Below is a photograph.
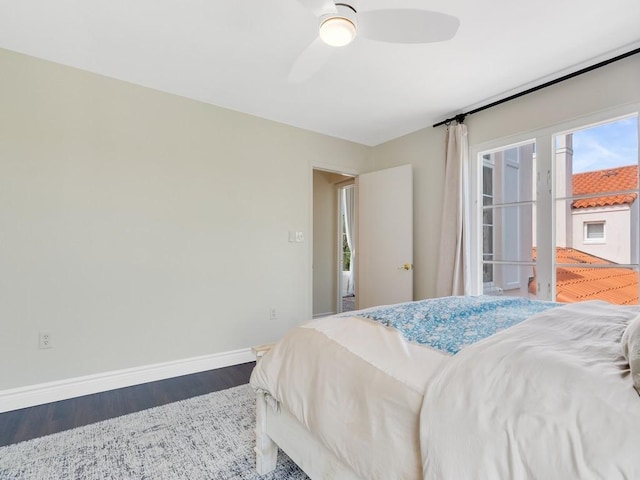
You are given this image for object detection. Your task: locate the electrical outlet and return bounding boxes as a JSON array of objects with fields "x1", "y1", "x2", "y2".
[
  {"x1": 269, "y1": 308, "x2": 277, "y2": 321},
  {"x1": 39, "y1": 331, "x2": 53, "y2": 349}
]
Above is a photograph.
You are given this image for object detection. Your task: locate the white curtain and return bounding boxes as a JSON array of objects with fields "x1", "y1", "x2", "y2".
[
  {"x1": 436, "y1": 123, "x2": 470, "y2": 296},
  {"x1": 343, "y1": 186, "x2": 355, "y2": 296}
]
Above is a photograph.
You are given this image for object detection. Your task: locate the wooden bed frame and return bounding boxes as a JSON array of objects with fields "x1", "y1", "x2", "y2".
[{"x1": 254, "y1": 390, "x2": 362, "y2": 479}]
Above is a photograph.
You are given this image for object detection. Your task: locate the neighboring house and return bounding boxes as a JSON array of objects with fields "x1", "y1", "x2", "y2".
[
  {"x1": 533, "y1": 163, "x2": 639, "y2": 305},
  {"x1": 552, "y1": 164, "x2": 639, "y2": 305},
  {"x1": 571, "y1": 165, "x2": 639, "y2": 265}
]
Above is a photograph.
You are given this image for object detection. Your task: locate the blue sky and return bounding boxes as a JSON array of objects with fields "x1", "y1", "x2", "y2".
[{"x1": 570, "y1": 116, "x2": 638, "y2": 173}]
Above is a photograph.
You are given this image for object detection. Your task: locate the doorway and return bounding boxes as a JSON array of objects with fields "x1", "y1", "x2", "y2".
[
  {"x1": 312, "y1": 169, "x2": 355, "y2": 317},
  {"x1": 311, "y1": 164, "x2": 413, "y2": 317}
]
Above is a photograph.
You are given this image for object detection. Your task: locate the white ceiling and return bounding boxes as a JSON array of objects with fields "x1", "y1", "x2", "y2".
[{"x1": 0, "y1": 0, "x2": 638, "y2": 146}]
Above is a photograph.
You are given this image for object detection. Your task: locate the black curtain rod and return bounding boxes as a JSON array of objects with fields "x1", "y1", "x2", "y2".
[{"x1": 432, "y1": 47, "x2": 640, "y2": 128}]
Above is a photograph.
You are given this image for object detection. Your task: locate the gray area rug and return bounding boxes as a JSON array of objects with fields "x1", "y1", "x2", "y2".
[{"x1": 0, "y1": 384, "x2": 309, "y2": 479}]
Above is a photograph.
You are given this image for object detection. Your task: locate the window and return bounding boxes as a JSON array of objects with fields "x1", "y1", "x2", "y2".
[
  {"x1": 472, "y1": 111, "x2": 639, "y2": 305},
  {"x1": 584, "y1": 222, "x2": 605, "y2": 243}
]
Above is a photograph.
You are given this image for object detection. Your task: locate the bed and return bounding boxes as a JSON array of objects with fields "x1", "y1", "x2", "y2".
[{"x1": 249, "y1": 296, "x2": 640, "y2": 479}]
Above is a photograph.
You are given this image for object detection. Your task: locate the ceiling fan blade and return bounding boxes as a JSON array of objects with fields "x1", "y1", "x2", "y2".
[
  {"x1": 288, "y1": 37, "x2": 333, "y2": 83},
  {"x1": 358, "y1": 9, "x2": 460, "y2": 44},
  {"x1": 296, "y1": 0, "x2": 337, "y2": 17}
]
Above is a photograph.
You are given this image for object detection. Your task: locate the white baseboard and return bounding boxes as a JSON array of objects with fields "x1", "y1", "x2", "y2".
[{"x1": 0, "y1": 348, "x2": 255, "y2": 413}]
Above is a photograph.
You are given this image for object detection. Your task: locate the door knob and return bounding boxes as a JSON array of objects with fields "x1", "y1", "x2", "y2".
[{"x1": 398, "y1": 263, "x2": 413, "y2": 271}]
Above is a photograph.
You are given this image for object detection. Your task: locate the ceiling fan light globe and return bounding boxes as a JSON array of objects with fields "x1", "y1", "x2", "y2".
[{"x1": 319, "y1": 17, "x2": 356, "y2": 47}]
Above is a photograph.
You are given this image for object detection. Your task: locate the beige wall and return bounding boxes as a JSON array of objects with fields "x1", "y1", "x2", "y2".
[
  {"x1": 0, "y1": 48, "x2": 369, "y2": 390},
  {"x1": 370, "y1": 54, "x2": 640, "y2": 300},
  {"x1": 572, "y1": 206, "x2": 632, "y2": 264},
  {"x1": 466, "y1": 55, "x2": 640, "y2": 147}
]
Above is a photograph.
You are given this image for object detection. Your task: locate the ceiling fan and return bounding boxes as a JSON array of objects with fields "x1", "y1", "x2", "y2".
[{"x1": 290, "y1": 0, "x2": 460, "y2": 82}]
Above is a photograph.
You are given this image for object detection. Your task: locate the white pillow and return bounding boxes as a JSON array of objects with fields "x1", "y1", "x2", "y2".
[{"x1": 622, "y1": 313, "x2": 640, "y2": 395}]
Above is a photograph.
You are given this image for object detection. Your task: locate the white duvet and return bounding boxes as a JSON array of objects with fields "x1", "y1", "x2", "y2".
[{"x1": 421, "y1": 301, "x2": 640, "y2": 479}]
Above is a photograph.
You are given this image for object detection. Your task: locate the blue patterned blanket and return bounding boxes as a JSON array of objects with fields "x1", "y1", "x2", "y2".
[{"x1": 351, "y1": 296, "x2": 560, "y2": 355}]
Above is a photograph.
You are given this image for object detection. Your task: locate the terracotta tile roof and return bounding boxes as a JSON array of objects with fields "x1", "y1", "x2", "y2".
[
  {"x1": 572, "y1": 165, "x2": 638, "y2": 209},
  {"x1": 530, "y1": 247, "x2": 638, "y2": 305}
]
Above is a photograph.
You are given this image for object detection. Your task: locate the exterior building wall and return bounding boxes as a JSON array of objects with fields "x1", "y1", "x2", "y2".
[
  {"x1": 572, "y1": 205, "x2": 631, "y2": 264},
  {"x1": 555, "y1": 135, "x2": 573, "y2": 248}
]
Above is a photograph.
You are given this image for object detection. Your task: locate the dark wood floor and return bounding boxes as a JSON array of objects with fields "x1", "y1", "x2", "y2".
[{"x1": 0, "y1": 361, "x2": 256, "y2": 448}]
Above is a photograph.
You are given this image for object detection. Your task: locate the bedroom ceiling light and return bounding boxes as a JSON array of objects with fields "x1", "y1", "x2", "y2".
[{"x1": 319, "y1": 4, "x2": 357, "y2": 47}]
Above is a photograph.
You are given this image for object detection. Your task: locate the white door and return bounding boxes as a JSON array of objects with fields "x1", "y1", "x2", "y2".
[{"x1": 356, "y1": 164, "x2": 413, "y2": 309}]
